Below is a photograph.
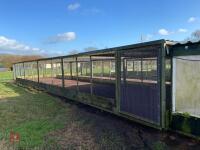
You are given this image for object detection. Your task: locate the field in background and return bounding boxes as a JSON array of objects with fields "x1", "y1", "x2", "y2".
[{"x1": 0, "y1": 71, "x2": 13, "y2": 81}]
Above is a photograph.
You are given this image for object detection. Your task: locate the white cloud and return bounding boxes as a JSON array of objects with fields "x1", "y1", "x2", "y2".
[
  {"x1": 46, "y1": 32, "x2": 76, "y2": 44},
  {"x1": 0, "y1": 36, "x2": 42, "y2": 54},
  {"x1": 0, "y1": 36, "x2": 67, "y2": 56},
  {"x1": 67, "y1": 3, "x2": 80, "y2": 11},
  {"x1": 158, "y1": 29, "x2": 171, "y2": 36},
  {"x1": 188, "y1": 17, "x2": 197, "y2": 23},
  {"x1": 178, "y1": 28, "x2": 188, "y2": 33}
]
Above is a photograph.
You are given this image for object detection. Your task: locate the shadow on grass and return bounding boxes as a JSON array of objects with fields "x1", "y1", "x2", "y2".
[{"x1": 45, "y1": 95, "x2": 200, "y2": 150}]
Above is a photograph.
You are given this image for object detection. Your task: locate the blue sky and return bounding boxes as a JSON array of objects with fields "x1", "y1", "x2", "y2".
[{"x1": 0, "y1": 0, "x2": 200, "y2": 56}]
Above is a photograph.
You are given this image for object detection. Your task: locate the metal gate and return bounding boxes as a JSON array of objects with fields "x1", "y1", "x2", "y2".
[{"x1": 120, "y1": 47, "x2": 161, "y2": 125}]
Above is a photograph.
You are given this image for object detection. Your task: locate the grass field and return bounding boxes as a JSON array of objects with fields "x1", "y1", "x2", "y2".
[
  {"x1": 0, "y1": 71, "x2": 12, "y2": 81},
  {"x1": 0, "y1": 71, "x2": 200, "y2": 149},
  {"x1": 0, "y1": 71, "x2": 70, "y2": 149}
]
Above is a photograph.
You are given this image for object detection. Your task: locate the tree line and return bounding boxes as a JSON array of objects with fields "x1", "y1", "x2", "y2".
[{"x1": 0, "y1": 54, "x2": 42, "y2": 70}]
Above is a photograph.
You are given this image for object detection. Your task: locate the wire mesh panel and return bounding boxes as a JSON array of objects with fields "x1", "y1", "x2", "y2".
[
  {"x1": 173, "y1": 56, "x2": 200, "y2": 117},
  {"x1": 38, "y1": 60, "x2": 53, "y2": 85},
  {"x1": 38, "y1": 61, "x2": 45, "y2": 80},
  {"x1": 15, "y1": 63, "x2": 24, "y2": 79},
  {"x1": 31, "y1": 61, "x2": 38, "y2": 82},
  {"x1": 51, "y1": 59, "x2": 62, "y2": 86},
  {"x1": 77, "y1": 57, "x2": 91, "y2": 94},
  {"x1": 91, "y1": 56, "x2": 116, "y2": 99},
  {"x1": 102, "y1": 60, "x2": 115, "y2": 78},
  {"x1": 63, "y1": 57, "x2": 77, "y2": 91},
  {"x1": 24, "y1": 62, "x2": 30, "y2": 80},
  {"x1": 23, "y1": 62, "x2": 38, "y2": 81},
  {"x1": 78, "y1": 61, "x2": 90, "y2": 77},
  {"x1": 120, "y1": 46, "x2": 160, "y2": 124}
]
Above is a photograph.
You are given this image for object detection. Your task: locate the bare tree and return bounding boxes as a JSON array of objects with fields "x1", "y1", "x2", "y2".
[
  {"x1": 0, "y1": 54, "x2": 42, "y2": 69},
  {"x1": 191, "y1": 30, "x2": 200, "y2": 41}
]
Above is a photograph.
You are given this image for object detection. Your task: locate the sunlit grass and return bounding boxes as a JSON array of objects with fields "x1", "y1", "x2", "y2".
[
  {"x1": 0, "y1": 83, "x2": 20, "y2": 99},
  {"x1": 0, "y1": 82, "x2": 69, "y2": 149},
  {"x1": 0, "y1": 71, "x2": 13, "y2": 82}
]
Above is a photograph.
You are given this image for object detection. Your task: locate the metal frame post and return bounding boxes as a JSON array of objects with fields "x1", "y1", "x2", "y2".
[
  {"x1": 101, "y1": 60, "x2": 103, "y2": 77},
  {"x1": 37, "y1": 61, "x2": 39, "y2": 83},
  {"x1": 70, "y1": 62, "x2": 72, "y2": 79},
  {"x1": 109, "y1": 60, "x2": 112, "y2": 79},
  {"x1": 23, "y1": 62, "x2": 25, "y2": 79},
  {"x1": 31, "y1": 63, "x2": 34, "y2": 80},
  {"x1": 159, "y1": 43, "x2": 166, "y2": 129},
  {"x1": 123, "y1": 58, "x2": 127, "y2": 84},
  {"x1": 76, "y1": 57, "x2": 79, "y2": 92},
  {"x1": 61, "y1": 58, "x2": 65, "y2": 88},
  {"x1": 115, "y1": 51, "x2": 121, "y2": 112},
  {"x1": 141, "y1": 58, "x2": 143, "y2": 82},
  {"x1": 90, "y1": 56, "x2": 93, "y2": 95},
  {"x1": 51, "y1": 59, "x2": 53, "y2": 84}
]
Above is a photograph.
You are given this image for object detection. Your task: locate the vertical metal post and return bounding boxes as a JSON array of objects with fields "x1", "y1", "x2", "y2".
[
  {"x1": 123, "y1": 58, "x2": 127, "y2": 83},
  {"x1": 37, "y1": 61, "x2": 39, "y2": 83},
  {"x1": 55, "y1": 62, "x2": 57, "y2": 76},
  {"x1": 31, "y1": 63, "x2": 34, "y2": 80},
  {"x1": 90, "y1": 56, "x2": 93, "y2": 95},
  {"x1": 61, "y1": 58, "x2": 65, "y2": 88},
  {"x1": 109, "y1": 60, "x2": 112, "y2": 79},
  {"x1": 70, "y1": 62, "x2": 72, "y2": 79},
  {"x1": 51, "y1": 59, "x2": 53, "y2": 84},
  {"x1": 86, "y1": 63, "x2": 88, "y2": 76},
  {"x1": 146, "y1": 60, "x2": 148, "y2": 79},
  {"x1": 18, "y1": 65, "x2": 20, "y2": 78},
  {"x1": 101, "y1": 61, "x2": 103, "y2": 77},
  {"x1": 159, "y1": 43, "x2": 166, "y2": 129},
  {"x1": 76, "y1": 57, "x2": 79, "y2": 92},
  {"x1": 80, "y1": 63, "x2": 83, "y2": 76},
  {"x1": 23, "y1": 62, "x2": 25, "y2": 79},
  {"x1": 115, "y1": 51, "x2": 121, "y2": 112},
  {"x1": 17, "y1": 65, "x2": 19, "y2": 78},
  {"x1": 127, "y1": 60, "x2": 129, "y2": 77},
  {"x1": 43, "y1": 62, "x2": 45, "y2": 78},
  {"x1": 141, "y1": 58, "x2": 143, "y2": 82}
]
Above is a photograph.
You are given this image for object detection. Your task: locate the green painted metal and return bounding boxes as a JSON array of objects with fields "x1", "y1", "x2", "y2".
[
  {"x1": 23, "y1": 62, "x2": 25, "y2": 79},
  {"x1": 90, "y1": 56, "x2": 93, "y2": 95},
  {"x1": 171, "y1": 42, "x2": 200, "y2": 56},
  {"x1": 75, "y1": 57, "x2": 79, "y2": 92},
  {"x1": 61, "y1": 58, "x2": 65, "y2": 87},
  {"x1": 160, "y1": 42, "x2": 167, "y2": 129},
  {"x1": 13, "y1": 39, "x2": 167, "y2": 65},
  {"x1": 70, "y1": 62, "x2": 72, "y2": 79},
  {"x1": 37, "y1": 61, "x2": 39, "y2": 83},
  {"x1": 13, "y1": 39, "x2": 200, "y2": 138},
  {"x1": 115, "y1": 51, "x2": 121, "y2": 112},
  {"x1": 171, "y1": 113, "x2": 200, "y2": 138},
  {"x1": 15, "y1": 77, "x2": 162, "y2": 129}
]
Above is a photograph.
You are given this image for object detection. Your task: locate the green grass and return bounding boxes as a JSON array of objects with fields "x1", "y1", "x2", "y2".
[
  {"x1": 0, "y1": 71, "x2": 13, "y2": 81},
  {"x1": 0, "y1": 81, "x2": 69, "y2": 149}
]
